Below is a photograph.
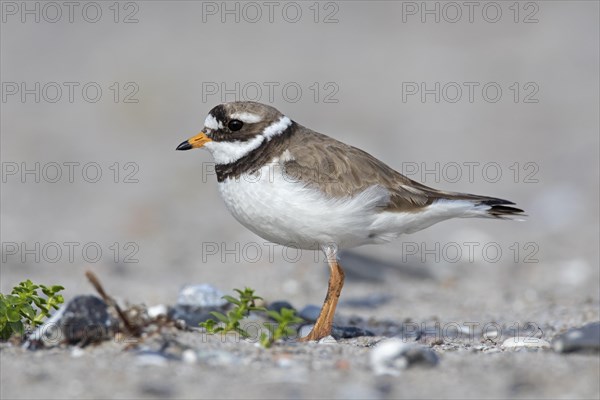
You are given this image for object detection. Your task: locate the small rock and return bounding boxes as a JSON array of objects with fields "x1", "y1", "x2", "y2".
[
  {"x1": 182, "y1": 349, "x2": 198, "y2": 364},
  {"x1": 331, "y1": 326, "x2": 375, "y2": 339},
  {"x1": 501, "y1": 337, "x2": 551, "y2": 350},
  {"x1": 147, "y1": 304, "x2": 169, "y2": 319},
  {"x1": 370, "y1": 339, "x2": 439, "y2": 376},
  {"x1": 176, "y1": 284, "x2": 228, "y2": 308},
  {"x1": 70, "y1": 347, "x2": 86, "y2": 358},
  {"x1": 552, "y1": 322, "x2": 600, "y2": 353},
  {"x1": 298, "y1": 324, "x2": 314, "y2": 338},
  {"x1": 170, "y1": 284, "x2": 229, "y2": 327},
  {"x1": 25, "y1": 295, "x2": 118, "y2": 349},
  {"x1": 318, "y1": 335, "x2": 337, "y2": 344},
  {"x1": 299, "y1": 305, "x2": 321, "y2": 322}
]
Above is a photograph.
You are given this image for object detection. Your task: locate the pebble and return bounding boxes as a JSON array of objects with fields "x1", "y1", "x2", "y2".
[
  {"x1": 182, "y1": 349, "x2": 198, "y2": 364},
  {"x1": 176, "y1": 284, "x2": 228, "y2": 308},
  {"x1": 25, "y1": 295, "x2": 118, "y2": 349},
  {"x1": 170, "y1": 284, "x2": 230, "y2": 327},
  {"x1": 370, "y1": 339, "x2": 439, "y2": 376},
  {"x1": 299, "y1": 305, "x2": 321, "y2": 322},
  {"x1": 147, "y1": 304, "x2": 169, "y2": 319},
  {"x1": 298, "y1": 324, "x2": 314, "y2": 338},
  {"x1": 331, "y1": 326, "x2": 375, "y2": 339},
  {"x1": 501, "y1": 337, "x2": 551, "y2": 350},
  {"x1": 552, "y1": 322, "x2": 600, "y2": 353},
  {"x1": 318, "y1": 335, "x2": 337, "y2": 345},
  {"x1": 70, "y1": 347, "x2": 86, "y2": 358}
]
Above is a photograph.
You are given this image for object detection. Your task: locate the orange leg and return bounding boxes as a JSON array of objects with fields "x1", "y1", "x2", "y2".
[{"x1": 299, "y1": 247, "x2": 345, "y2": 341}]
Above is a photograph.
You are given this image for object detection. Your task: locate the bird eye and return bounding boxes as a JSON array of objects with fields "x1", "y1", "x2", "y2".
[{"x1": 228, "y1": 119, "x2": 243, "y2": 131}]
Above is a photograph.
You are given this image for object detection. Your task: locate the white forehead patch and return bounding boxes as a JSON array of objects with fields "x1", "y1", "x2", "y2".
[
  {"x1": 230, "y1": 112, "x2": 262, "y2": 124},
  {"x1": 204, "y1": 114, "x2": 223, "y2": 131},
  {"x1": 263, "y1": 116, "x2": 292, "y2": 140}
]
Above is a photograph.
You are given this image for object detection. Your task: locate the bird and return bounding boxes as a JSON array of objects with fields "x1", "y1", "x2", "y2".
[{"x1": 176, "y1": 101, "x2": 524, "y2": 341}]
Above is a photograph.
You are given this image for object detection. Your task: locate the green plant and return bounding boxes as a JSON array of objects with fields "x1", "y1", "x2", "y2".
[
  {"x1": 200, "y1": 288, "x2": 266, "y2": 337},
  {"x1": 200, "y1": 287, "x2": 303, "y2": 347},
  {"x1": 0, "y1": 280, "x2": 65, "y2": 340},
  {"x1": 260, "y1": 307, "x2": 304, "y2": 348}
]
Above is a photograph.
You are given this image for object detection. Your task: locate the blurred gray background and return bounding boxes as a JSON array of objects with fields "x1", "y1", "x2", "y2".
[{"x1": 1, "y1": 1, "x2": 598, "y2": 328}]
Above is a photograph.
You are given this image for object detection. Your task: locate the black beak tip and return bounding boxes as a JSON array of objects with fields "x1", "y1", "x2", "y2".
[{"x1": 176, "y1": 141, "x2": 193, "y2": 151}]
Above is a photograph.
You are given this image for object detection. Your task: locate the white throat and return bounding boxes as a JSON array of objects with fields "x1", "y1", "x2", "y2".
[{"x1": 204, "y1": 116, "x2": 292, "y2": 165}]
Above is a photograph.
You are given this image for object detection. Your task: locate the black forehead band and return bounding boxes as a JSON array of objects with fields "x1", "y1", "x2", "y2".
[{"x1": 209, "y1": 104, "x2": 227, "y2": 123}]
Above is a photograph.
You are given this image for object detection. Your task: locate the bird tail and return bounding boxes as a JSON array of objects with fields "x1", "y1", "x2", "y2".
[
  {"x1": 473, "y1": 198, "x2": 526, "y2": 220},
  {"x1": 440, "y1": 193, "x2": 526, "y2": 220}
]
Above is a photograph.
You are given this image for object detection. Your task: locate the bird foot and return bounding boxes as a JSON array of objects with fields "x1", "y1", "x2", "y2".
[{"x1": 297, "y1": 324, "x2": 332, "y2": 342}]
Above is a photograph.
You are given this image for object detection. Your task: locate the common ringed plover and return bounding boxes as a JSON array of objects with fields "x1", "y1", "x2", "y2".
[{"x1": 177, "y1": 101, "x2": 524, "y2": 341}]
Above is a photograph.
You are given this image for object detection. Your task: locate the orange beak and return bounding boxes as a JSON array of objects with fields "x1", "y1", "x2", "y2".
[{"x1": 176, "y1": 132, "x2": 212, "y2": 151}]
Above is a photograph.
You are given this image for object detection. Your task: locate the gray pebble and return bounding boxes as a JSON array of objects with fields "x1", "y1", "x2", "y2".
[
  {"x1": 370, "y1": 339, "x2": 439, "y2": 376},
  {"x1": 501, "y1": 337, "x2": 550, "y2": 350},
  {"x1": 171, "y1": 284, "x2": 230, "y2": 327},
  {"x1": 176, "y1": 284, "x2": 228, "y2": 308},
  {"x1": 299, "y1": 305, "x2": 321, "y2": 322},
  {"x1": 331, "y1": 326, "x2": 375, "y2": 339},
  {"x1": 552, "y1": 322, "x2": 600, "y2": 353}
]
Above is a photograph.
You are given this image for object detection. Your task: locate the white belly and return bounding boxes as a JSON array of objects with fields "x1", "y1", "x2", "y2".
[{"x1": 217, "y1": 160, "x2": 390, "y2": 250}]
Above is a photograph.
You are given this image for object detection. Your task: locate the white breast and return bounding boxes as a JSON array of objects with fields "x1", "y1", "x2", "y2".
[{"x1": 217, "y1": 159, "x2": 392, "y2": 250}]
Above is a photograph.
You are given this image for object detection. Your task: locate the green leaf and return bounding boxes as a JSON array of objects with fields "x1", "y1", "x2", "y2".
[
  {"x1": 210, "y1": 311, "x2": 229, "y2": 323},
  {"x1": 265, "y1": 310, "x2": 282, "y2": 322},
  {"x1": 41, "y1": 285, "x2": 65, "y2": 297},
  {"x1": 9, "y1": 321, "x2": 24, "y2": 336},
  {"x1": 199, "y1": 319, "x2": 217, "y2": 332},
  {"x1": 221, "y1": 295, "x2": 242, "y2": 306},
  {"x1": 6, "y1": 306, "x2": 21, "y2": 323},
  {"x1": 0, "y1": 324, "x2": 13, "y2": 341},
  {"x1": 19, "y1": 304, "x2": 36, "y2": 321}
]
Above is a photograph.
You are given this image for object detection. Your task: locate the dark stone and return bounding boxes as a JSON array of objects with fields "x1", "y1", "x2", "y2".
[
  {"x1": 331, "y1": 325, "x2": 375, "y2": 339},
  {"x1": 299, "y1": 305, "x2": 321, "y2": 322},
  {"x1": 25, "y1": 295, "x2": 118, "y2": 349},
  {"x1": 552, "y1": 322, "x2": 600, "y2": 353},
  {"x1": 170, "y1": 307, "x2": 223, "y2": 327}
]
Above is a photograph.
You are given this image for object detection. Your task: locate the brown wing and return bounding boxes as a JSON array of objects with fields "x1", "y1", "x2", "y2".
[
  {"x1": 283, "y1": 125, "x2": 524, "y2": 215},
  {"x1": 283, "y1": 126, "x2": 436, "y2": 211}
]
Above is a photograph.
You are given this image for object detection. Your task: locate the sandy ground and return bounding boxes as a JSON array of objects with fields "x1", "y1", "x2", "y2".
[{"x1": 1, "y1": 1, "x2": 599, "y2": 399}]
